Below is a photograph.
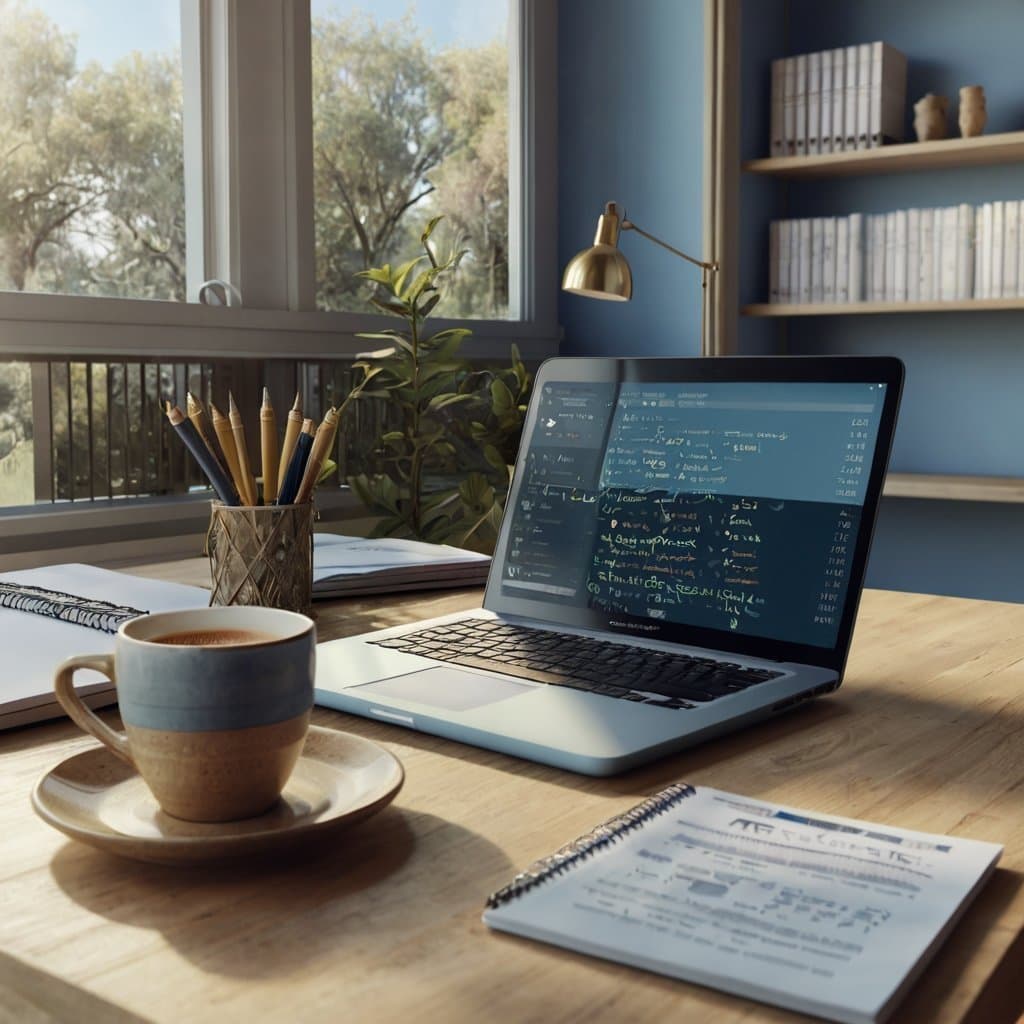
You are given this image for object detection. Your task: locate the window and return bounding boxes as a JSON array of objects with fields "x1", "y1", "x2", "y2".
[
  {"x1": 311, "y1": 1, "x2": 511, "y2": 319},
  {"x1": 0, "y1": 0, "x2": 184, "y2": 301},
  {"x1": 0, "y1": 1, "x2": 557, "y2": 555}
]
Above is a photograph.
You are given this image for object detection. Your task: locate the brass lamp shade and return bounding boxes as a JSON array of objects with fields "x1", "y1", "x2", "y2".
[
  {"x1": 561, "y1": 201, "x2": 632, "y2": 301},
  {"x1": 562, "y1": 245, "x2": 632, "y2": 301}
]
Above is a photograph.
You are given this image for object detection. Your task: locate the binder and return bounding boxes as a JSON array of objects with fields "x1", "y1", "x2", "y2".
[
  {"x1": 807, "y1": 50, "x2": 821, "y2": 155},
  {"x1": 856, "y1": 43, "x2": 872, "y2": 149},
  {"x1": 844, "y1": 45, "x2": 859, "y2": 149},
  {"x1": 907, "y1": 208, "x2": 921, "y2": 303},
  {"x1": 893, "y1": 209, "x2": 908, "y2": 302},
  {"x1": 768, "y1": 220, "x2": 781, "y2": 302},
  {"x1": 868, "y1": 42, "x2": 908, "y2": 148},
  {"x1": 822, "y1": 216, "x2": 837, "y2": 302},
  {"x1": 820, "y1": 49, "x2": 833, "y2": 154},
  {"x1": 991, "y1": 201, "x2": 1005, "y2": 299},
  {"x1": 810, "y1": 216, "x2": 825, "y2": 301},
  {"x1": 770, "y1": 58, "x2": 785, "y2": 157},
  {"x1": 783, "y1": 57, "x2": 797, "y2": 155},
  {"x1": 848, "y1": 212, "x2": 864, "y2": 302},
  {"x1": 831, "y1": 47, "x2": 846, "y2": 152},
  {"x1": 957, "y1": 202, "x2": 976, "y2": 301},
  {"x1": 1003, "y1": 199, "x2": 1019, "y2": 300},
  {"x1": 483, "y1": 783, "x2": 1002, "y2": 1024},
  {"x1": 794, "y1": 53, "x2": 808, "y2": 155},
  {"x1": 836, "y1": 215, "x2": 850, "y2": 303}
]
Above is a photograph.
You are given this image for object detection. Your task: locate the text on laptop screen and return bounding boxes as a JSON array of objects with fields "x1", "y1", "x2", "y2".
[{"x1": 500, "y1": 381, "x2": 887, "y2": 649}]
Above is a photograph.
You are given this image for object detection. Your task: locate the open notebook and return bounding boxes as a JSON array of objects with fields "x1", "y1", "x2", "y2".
[
  {"x1": 484, "y1": 784, "x2": 1002, "y2": 1024},
  {"x1": 0, "y1": 564, "x2": 208, "y2": 729}
]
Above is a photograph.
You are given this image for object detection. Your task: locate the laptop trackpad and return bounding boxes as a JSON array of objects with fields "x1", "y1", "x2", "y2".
[{"x1": 353, "y1": 667, "x2": 534, "y2": 711}]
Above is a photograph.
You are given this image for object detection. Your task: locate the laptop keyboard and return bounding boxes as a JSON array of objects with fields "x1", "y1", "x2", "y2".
[{"x1": 368, "y1": 618, "x2": 783, "y2": 709}]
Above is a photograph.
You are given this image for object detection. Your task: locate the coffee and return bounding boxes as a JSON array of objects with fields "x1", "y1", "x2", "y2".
[{"x1": 153, "y1": 629, "x2": 275, "y2": 647}]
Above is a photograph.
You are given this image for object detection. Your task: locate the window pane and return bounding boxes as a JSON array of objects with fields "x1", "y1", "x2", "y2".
[
  {"x1": 0, "y1": 1, "x2": 184, "y2": 301},
  {"x1": 0, "y1": 362, "x2": 34, "y2": 507},
  {"x1": 312, "y1": 0, "x2": 511, "y2": 319}
]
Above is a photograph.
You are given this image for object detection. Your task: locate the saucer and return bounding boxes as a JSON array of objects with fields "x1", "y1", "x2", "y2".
[{"x1": 31, "y1": 726, "x2": 404, "y2": 865}]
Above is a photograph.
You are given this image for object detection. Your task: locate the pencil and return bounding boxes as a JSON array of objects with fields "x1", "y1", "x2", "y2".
[
  {"x1": 186, "y1": 391, "x2": 230, "y2": 476},
  {"x1": 277, "y1": 392, "x2": 303, "y2": 500},
  {"x1": 260, "y1": 387, "x2": 278, "y2": 504},
  {"x1": 227, "y1": 391, "x2": 258, "y2": 507},
  {"x1": 209, "y1": 401, "x2": 247, "y2": 503},
  {"x1": 277, "y1": 419, "x2": 314, "y2": 506},
  {"x1": 165, "y1": 403, "x2": 240, "y2": 505},
  {"x1": 294, "y1": 406, "x2": 340, "y2": 505}
]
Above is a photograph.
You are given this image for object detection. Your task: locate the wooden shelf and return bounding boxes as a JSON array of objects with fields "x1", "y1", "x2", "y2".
[
  {"x1": 742, "y1": 130, "x2": 1024, "y2": 179},
  {"x1": 742, "y1": 298, "x2": 1024, "y2": 317},
  {"x1": 883, "y1": 473, "x2": 1024, "y2": 503}
]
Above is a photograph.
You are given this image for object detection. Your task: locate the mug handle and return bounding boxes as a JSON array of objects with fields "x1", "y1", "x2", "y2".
[{"x1": 54, "y1": 655, "x2": 135, "y2": 768}]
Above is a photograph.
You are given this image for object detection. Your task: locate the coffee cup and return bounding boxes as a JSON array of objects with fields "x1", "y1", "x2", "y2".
[{"x1": 54, "y1": 606, "x2": 315, "y2": 822}]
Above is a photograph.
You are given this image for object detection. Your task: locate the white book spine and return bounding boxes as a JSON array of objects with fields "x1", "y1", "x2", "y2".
[
  {"x1": 871, "y1": 214, "x2": 886, "y2": 301},
  {"x1": 844, "y1": 45, "x2": 858, "y2": 149},
  {"x1": 919, "y1": 207, "x2": 935, "y2": 302},
  {"x1": 807, "y1": 51, "x2": 821, "y2": 155},
  {"x1": 820, "y1": 49, "x2": 833, "y2": 154},
  {"x1": 848, "y1": 212, "x2": 864, "y2": 301},
  {"x1": 906, "y1": 208, "x2": 921, "y2": 302},
  {"x1": 795, "y1": 54, "x2": 808, "y2": 156},
  {"x1": 770, "y1": 59, "x2": 785, "y2": 157},
  {"x1": 894, "y1": 209, "x2": 908, "y2": 301},
  {"x1": 856, "y1": 43, "x2": 871, "y2": 150},
  {"x1": 831, "y1": 48, "x2": 845, "y2": 152},
  {"x1": 932, "y1": 207, "x2": 943, "y2": 300},
  {"x1": 810, "y1": 217, "x2": 824, "y2": 302},
  {"x1": 1003, "y1": 199, "x2": 1019, "y2": 300},
  {"x1": 788, "y1": 220, "x2": 800, "y2": 302},
  {"x1": 874, "y1": 42, "x2": 908, "y2": 146},
  {"x1": 769, "y1": 221, "x2": 781, "y2": 302},
  {"x1": 940, "y1": 206, "x2": 958, "y2": 301},
  {"x1": 822, "y1": 217, "x2": 837, "y2": 302},
  {"x1": 979, "y1": 202, "x2": 992, "y2": 299},
  {"x1": 783, "y1": 57, "x2": 797, "y2": 155},
  {"x1": 798, "y1": 219, "x2": 812, "y2": 302},
  {"x1": 836, "y1": 216, "x2": 850, "y2": 302},
  {"x1": 1018, "y1": 202, "x2": 1024, "y2": 297},
  {"x1": 973, "y1": 203, "x2": 985, "y2": 299},
  {"x1": 957, "y1": 202, "x2": 975, "y2": 301},
  {"x1": 991, "y1": 201, "x2": 1005, "y2": 298},
  {"x1": 884, "y1": 211, "x2": 897, "y2": 301}
]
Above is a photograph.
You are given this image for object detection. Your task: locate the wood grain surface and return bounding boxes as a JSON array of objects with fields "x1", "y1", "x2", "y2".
[{"x1": 1, "y1": 560, "x2": 1022, "y2": 1023}]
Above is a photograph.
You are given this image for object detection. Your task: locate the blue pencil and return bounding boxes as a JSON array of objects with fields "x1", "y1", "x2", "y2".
[
  {"x1": 276, "y1": 421, "x2": 314, "y2": 505},
  {"x1": 166, "y1": 404, "x2": 240, "y2": 505}
]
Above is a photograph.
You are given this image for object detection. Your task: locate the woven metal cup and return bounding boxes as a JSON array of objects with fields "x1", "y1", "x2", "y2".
[{"x1": 207, "y1": 502, "x2": 313, "y2": 615}]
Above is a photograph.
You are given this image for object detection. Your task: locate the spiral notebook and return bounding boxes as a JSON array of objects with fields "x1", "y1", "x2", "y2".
[{"x1": 483, "y1": 785, "x2": 1002, "y2": 1024}]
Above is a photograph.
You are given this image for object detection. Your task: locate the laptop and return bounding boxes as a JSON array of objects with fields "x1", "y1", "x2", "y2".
[{"x1": 316, "y1": 355, "x2": 904, "y2": 775}]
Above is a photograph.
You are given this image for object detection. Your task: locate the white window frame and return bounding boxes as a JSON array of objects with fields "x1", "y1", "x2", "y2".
[{"x1": 0, "y1": 0, "x2": 559, "y2": 563}]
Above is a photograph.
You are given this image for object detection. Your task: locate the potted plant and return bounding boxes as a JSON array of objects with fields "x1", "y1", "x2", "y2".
[{"x1": 347, "y1": 217, "x2": 530, "y2": 553}]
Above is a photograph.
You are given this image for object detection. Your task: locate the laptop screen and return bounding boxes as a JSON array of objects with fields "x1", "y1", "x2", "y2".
[{"x1": 488, "y1": 358, "x2": 902, "y2": 669}]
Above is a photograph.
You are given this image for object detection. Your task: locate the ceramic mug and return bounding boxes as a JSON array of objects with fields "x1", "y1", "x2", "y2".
[{"x1": 54, "y1": 606, "x2": 316, "y2": 822}]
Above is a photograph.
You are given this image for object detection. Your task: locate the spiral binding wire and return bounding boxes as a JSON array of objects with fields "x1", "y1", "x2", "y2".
[
  {"x1": 0, "y1": 582, "x2": 148, "y2": 635},
  {"x1": 485, "y1": 782, "x2": 696, "y2": 909}
]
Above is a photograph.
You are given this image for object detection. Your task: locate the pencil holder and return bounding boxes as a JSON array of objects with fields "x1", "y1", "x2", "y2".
[{"x1": 207, "y1": 502, "x2": 314, "y2": 616}]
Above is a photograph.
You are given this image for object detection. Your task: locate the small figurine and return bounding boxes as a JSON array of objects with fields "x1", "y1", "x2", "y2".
[
  {"x1": 958, "y1": 85, "x2": 987, "y2": 137},
  {"x1": 913, "y1": 94, "x2": 949, "y2": 142}
]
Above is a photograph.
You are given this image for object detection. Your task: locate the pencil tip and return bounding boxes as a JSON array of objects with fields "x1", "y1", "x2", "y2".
[
  {"x1": 228, "y1": 391, "x2": 238, "y2": 412},
  {"x1": 262, "y1": 386, "x2": 271, "y2": 405},
  {"x1": 292, "y1": 392, "x2": 301, "y2": 411}
]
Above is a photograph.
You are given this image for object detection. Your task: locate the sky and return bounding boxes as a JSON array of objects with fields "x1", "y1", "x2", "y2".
[{"x1": 30, "y1": 0, "x2": 507, "y2": 67}]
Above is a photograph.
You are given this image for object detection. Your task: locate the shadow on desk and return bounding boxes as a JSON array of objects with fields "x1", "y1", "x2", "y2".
[{"x1": 47, "y1": 806, "x2": 513, "y2": 980}]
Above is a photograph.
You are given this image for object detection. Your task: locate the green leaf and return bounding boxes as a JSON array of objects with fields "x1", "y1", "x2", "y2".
[
  {"x1": 392, "y1": 256, "x2": 425, "y2": 295},
  {"x1": 370, "y1": 294, "x2": 412, "y2": 318},
  {"x1": 427, "y1": 393, "x2": 475, "y2": 412},
  {"x1": 355, "y1": 266, "x2": 392, "y2": 286},
  {"x1": 418, "y1": 292, "x2": 441, "y2": 319},
  {"x1": 420, "y1": 215, "x2": 444, "y2": 245},
  {"x1": 490, "y1": 377, "x2": 514, "y2": 414}
]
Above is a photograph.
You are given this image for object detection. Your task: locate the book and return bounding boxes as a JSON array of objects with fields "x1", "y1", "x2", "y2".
[
  {"x1": 810, "y1": 216, "x2": 824, "y2": 302},
  {"x1": 957, "y1": 202, "x2": 976, "y2": 301},
  {"x1": 0, "y1": 563, "x2": 208, "y2": 729},
  {"x1": 483, "y1": 783, "x2": 1002, "y2": 1024},
  {"x1": 893, "y1": 209, "x2": 908, "y2": 302},
  {"x1": 855, "y1": 43, "x2": 871, "y2": 150},
  {"x1": 822, "y1": 216, "x2": 837, "y2": 303},
  {"x1": 807, "y1": 50, "x2": 821, "y2": 155},
  {"x1": 844, "y1": 45, "x2": 859, "y2": 150},
  {"x1": 868, "y1": 41, "x2": 907, "y2": 148},
  {"x1": 939, "y1": 205, "x2": 959, "y2": 301},
  {"x1": 884, "y1": 210, "x2": 897, "y2": 301},
  {"x1": 1003, "y1": 199, "x2": 1019, "y2": 299},
  {"x1": 798, "y1": 218, "x2": 812, "y2": 303},
  {"x1": 906, "y1": 208, "x2": 921, "y2": 302},
  {"x1": 787, "y1": 220, "x2": 800, "y2": 302},
  {"x1": 1018, "y1": 200, "x2": 1024, "y2": 297},
  {"x1": 848, "y1": 212, "x2": 864, "y2": 301},
  {"x1": 919, "y1": 207, "x2": 935, "y2": 302},
  {"x1": 831, "y1": 47, "x2": 845, "y2": 152},
  {"x1": 991, "y1": 201, "x2": 1005, "y2": 298},
  {"x1": 768, "y1": 220, "x2": 781, "y2": 302},
  {"x1": 783, "y1": 56, "x2": 797, "y2": 155},
  {"x1": 836, "y1": 216, "x2": 850, "y2": 302},
  {"x1": 979, "y1": 202, "x2": 992, "y2": 299},
  {"x1": 770, "y1": 58, "x2": 785, "y2": 157},
  {"x1": 312, "y1": 533, "x2": 490, "y2": 598},
  {"x1": 794, "y1": 53, "x2": 808, "y2": 156},
  {"x1": 820, "y1": 48, "x2": 833, "y2": 155}
]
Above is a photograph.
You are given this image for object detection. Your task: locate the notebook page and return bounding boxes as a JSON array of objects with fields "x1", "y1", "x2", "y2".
[{"x1": 484, "y1": 787, "x2": 1002, "y2": 1024}]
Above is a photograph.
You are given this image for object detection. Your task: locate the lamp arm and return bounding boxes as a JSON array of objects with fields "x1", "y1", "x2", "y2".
[{"x1": 621, "y1": 220, "x2": 719, "y2": 274}]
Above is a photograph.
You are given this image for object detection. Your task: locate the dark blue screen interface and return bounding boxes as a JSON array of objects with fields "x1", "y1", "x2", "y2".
[{"x1": 501, "y1": 380, "x2": 887, "y2": 648}]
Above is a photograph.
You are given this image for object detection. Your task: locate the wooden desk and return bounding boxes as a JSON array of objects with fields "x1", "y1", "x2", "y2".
[{"x1": 1, "y1": 567, "x2": 1022, "y2": 1023}]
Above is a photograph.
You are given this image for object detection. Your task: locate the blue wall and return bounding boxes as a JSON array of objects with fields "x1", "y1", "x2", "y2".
[
  {"x1": 558, "y1": 0, "x2": 706, "y2": 357},
  {"x1": 558, "y1": 0, "x2": 1024, "y2": 602}
]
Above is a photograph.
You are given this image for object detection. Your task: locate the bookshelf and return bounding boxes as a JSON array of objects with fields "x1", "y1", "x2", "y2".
[
  {"x1": 742, "y1": 129, "x2": 1024, "y2": 179},
  {"x1": 743, "y1": 297, "x2": 1024, "y2": 316},
  {"x1": 883, "y1": 472, "x2": 1024, "y2": 503}
]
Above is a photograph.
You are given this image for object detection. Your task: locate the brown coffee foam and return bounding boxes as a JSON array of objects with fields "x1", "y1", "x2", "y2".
[{"x1": 152, "y1": 629, "x2": 275, "y2": 647}]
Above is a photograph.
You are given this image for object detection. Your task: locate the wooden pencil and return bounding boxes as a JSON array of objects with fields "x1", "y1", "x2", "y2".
[
  {"x1": 186, "y1": 391, "x2": 230, "y2": 476},
  {"x1": 294, "y1": 406, "x2": 340, "y2": 505},
  {"x1": 209, "y1": 400, "x2": 247, "y2": 502},
  {"x1": 165, "y1": 404, "x2": 240, "y2": 505},
  {"x1": 227, "y1": 391, "x2": 258, "y2": 507},
  {"x1": 277, "y1": 392, "x2": 303, "y2": 500},
  {"x1": 259, "y1": 387, "x2": 278, "y2": 504}
]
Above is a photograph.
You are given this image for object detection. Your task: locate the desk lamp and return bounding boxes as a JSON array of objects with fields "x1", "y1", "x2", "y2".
[{"x1": 561, "y1": 201, "x2": 720, "y2": 355}]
